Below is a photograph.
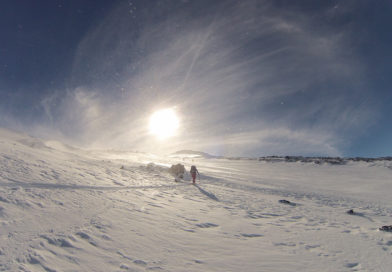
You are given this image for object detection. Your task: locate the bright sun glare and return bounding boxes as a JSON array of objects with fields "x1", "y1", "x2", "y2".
[{"x1": 149, "y1": 108, "x2": 179, "y2": 139}]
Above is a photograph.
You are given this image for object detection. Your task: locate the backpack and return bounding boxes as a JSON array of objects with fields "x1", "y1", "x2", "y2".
[{"x1": 190, "y1": 165, "x2": 197, "y2": 173}]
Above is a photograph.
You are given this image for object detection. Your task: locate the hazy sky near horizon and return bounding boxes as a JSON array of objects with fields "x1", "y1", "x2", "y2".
[{"x1": 0, "y1": 0, "x2": 391, "y2": 157}]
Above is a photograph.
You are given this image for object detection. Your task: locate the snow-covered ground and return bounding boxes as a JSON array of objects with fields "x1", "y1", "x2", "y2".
[{"x1": 0, "y1": 128, "x2": 391, "y2": 271}]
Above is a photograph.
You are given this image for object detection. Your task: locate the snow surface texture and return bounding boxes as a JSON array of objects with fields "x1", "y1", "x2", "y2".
[{"x1": 0, "y1": 128, "x2": 392, "y2": 271}]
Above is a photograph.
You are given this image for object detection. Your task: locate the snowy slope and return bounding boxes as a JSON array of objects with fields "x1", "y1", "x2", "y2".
[{"x1": 0, "y1": 128, "x2": 392, "y2": 271}]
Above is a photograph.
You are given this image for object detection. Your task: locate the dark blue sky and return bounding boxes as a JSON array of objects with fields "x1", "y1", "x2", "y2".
[
  {"x1": 0, "y1": 0, "x2": 391, "y2": 157},
  {"x1": 0, "y1": 0, "x2": 115, "y2": 108}
]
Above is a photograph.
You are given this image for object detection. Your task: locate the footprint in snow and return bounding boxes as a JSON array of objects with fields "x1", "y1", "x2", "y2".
[
  {"x1": 240, "y1": 233, "x2": 263, "y2": 238},
  {"x1": 273, "y1": 242, "x2": 296, "y2": 247},
  {"x1": 76, "y1": 232, "x2": 90, "y2": 240},
  {"x1": 304, "y1": 244, "x2": 321, "y2": 251},
  {"x1": 345, "y1": 262, "x2": 360, "y2": 268},
  {"x1": 196, "y1": 223, "x2": 219, "y2": 228},
  {"x1": 133, "y1": 259, "x2": 147, "y2": 266},
  {"x1": 76, "y1": 232, "x2": 97, "y2": 247},
  {"x1": 40, "y1": 235, "x2": 74, "y2": 248}
]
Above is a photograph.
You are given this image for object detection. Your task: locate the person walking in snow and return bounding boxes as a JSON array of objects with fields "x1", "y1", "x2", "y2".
[{"x1": 190, "y1": 165, "x2": 199, "y2": 184}]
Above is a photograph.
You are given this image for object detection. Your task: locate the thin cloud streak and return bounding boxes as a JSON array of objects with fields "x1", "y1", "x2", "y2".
[{"x1": 37, "y1": 0, "x2": 375, "y2": 156}]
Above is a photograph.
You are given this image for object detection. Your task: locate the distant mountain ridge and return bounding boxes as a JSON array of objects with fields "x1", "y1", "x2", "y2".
[
  {"x1": 257, "y1": 156, "x2": 392, "y2": 165},
  {"x1": 1, "y1": 128, "x2": 390, "y2": 165},
  {"x1": 171, "y1": 150, "x2": 221, "y2": 159},
  {"x1": 172, "y1": 149, "x2": 392, "y2": 165}
]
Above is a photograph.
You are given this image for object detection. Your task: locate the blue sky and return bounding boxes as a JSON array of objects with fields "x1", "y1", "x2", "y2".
[{"x1": 0, "y1": 0, "x2": 391, "y2": 157}]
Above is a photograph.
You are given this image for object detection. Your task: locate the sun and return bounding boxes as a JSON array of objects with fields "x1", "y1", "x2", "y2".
[{"x1": 149, "y1": 108, "x2": 179, "y2": 139}]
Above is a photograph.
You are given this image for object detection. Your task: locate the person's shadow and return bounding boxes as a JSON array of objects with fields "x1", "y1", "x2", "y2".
[{"x1": 194, "y1": 184, "x2": 219, "y2": 201}]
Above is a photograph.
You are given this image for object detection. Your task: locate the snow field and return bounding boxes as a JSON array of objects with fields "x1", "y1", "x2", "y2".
[{"x1": 0, "y1": 129, "x2": 392, "y2": 271}]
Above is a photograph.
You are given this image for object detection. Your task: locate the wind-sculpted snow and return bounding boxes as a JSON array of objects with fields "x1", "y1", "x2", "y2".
[{"x1": 0, "y1": 129, "x2": 392, "y2": 271}]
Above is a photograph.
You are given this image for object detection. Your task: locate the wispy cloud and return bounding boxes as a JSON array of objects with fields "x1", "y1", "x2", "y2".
[{"x1": 37, "y1": 0, "x2": 375, "y2": 156}]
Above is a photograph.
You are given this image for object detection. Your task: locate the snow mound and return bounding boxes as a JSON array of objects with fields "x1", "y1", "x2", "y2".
[
  {"x1": 17, "y1": 138, "x2": 50, "y2": 150},
  {"x1": 44, "y1": 140, "x2": 80, "y2": 153}
]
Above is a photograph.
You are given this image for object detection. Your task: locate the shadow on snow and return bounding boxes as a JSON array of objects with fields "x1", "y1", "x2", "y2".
[{"x1": 194, "y1": 184, "x2": 219, "y2": 201}]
